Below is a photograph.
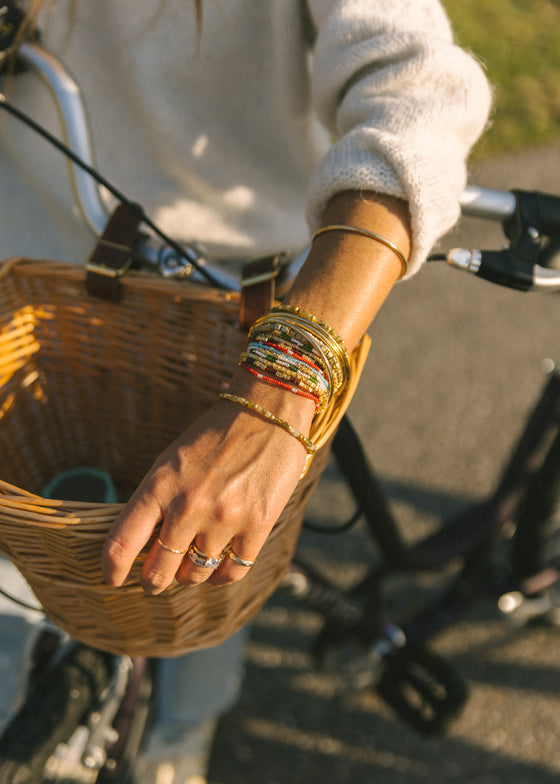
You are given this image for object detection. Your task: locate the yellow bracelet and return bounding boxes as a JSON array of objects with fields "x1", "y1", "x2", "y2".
[
  {"x1": 219, "y1": 393, "x2": 317, "y2": 455},
  {"x1": 312, "y1": 224, "x2": 408, "y2": 278},
  {"x1": 271, "y1": 304, "x2": 348, "y2": 355}
]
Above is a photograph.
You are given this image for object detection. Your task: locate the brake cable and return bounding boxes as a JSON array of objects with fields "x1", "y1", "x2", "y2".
[{"x1": 0, "y1": 91, "x2": 226, "y2": 289}]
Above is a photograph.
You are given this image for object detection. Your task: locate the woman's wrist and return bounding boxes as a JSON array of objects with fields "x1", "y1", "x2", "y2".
[{"x1": 224, "y1": 366, "x2": 316, "y2": 434}]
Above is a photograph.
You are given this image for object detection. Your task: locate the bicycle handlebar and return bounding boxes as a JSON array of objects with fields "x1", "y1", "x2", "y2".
[
  {"x1": 459, "y1": 185, "x2": 516, "y2": 220},
  {"x1": 6, "y1": 42, "x2": 560, "y2": 293},
  {"x1": 446, "y1": 188, "x2": 560, "y2": 291}
]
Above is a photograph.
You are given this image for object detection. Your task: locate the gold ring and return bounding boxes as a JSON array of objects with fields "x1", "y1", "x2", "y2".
[
  {"x1": 225, "y1": 545, "x2": 256, "y2": 568},
  {"x1": 157, "y1": 536, "x2": 188, "y2": 555},
  {"x1": 187, "y1": 542, "x2": 224, "y2": 570}
]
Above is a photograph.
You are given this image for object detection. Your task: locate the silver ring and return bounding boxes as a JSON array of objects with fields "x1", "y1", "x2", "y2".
[
  {"x1": 226, "y1": 546, "x2": 256, "y2": 568},
  {"x1": 187, "y1": 542, "x2": 224, "y2": 570},
  {"x1": 157, "y1": 536, "x2": 187, "y2": 555}
]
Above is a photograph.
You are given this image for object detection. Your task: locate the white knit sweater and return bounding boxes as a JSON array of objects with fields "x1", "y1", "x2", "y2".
[{"x1": 0, "y1": 0, "x2": 492, "y2": 276}]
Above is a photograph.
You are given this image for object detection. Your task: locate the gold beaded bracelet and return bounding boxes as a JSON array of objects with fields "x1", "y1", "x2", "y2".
[{"x1": 219, "y1": 393, "x2": 317, "y2": 455}]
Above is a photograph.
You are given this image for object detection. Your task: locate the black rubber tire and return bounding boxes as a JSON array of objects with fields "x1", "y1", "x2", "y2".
[{"x1": 0, "y1": 643, "x2": 112, "y2": 784}]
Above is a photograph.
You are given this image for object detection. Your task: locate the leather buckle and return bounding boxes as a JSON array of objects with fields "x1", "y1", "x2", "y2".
[
  {"x1": 85, "y1": 240, "x2": 134, "y2": 279},
  {"x1": 86, "y1": 203, "x2": 142, "y2": 300}
]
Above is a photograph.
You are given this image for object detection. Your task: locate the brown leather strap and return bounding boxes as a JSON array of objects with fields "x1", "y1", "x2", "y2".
[
  {"x1": 86, "y1": 203, "x2": 143, "y2": 301},
  {"x1": 239, "y1": 253, "x2": 284, "y2": 330}
]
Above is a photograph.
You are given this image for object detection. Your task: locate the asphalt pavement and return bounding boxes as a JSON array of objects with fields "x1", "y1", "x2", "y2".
[{"x1": 208, "y1": 141, "x2": 560, "y2": 784}]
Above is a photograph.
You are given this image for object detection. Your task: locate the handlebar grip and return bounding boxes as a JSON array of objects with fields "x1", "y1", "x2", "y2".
[
  {"x1": 476, "y1": 249, "x2": 534, "y2": 291},
  {"x1": 534, "y1": 192, "x2": 560, "y2": 239},
  {"x1": 506, "y1": 190, "x2": 560, "y2": 246}
]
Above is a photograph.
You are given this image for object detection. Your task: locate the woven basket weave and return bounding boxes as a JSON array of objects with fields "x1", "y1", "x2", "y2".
[{"x1": 0, "y1": 257, "x2": 369, "y2": 657}]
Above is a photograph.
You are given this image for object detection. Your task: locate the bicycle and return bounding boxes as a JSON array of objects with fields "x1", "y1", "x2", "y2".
[
  {"x1": 2, "y1": 9, "x2": 560, "y2": 781},
  {"x1": 0, "y1": 624, "x2": 152, "y2": 784}
]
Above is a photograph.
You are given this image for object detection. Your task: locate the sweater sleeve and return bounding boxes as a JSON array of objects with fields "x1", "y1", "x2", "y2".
[{"x1": 305, "y1": 0, "x2": 492, "y2": 275}]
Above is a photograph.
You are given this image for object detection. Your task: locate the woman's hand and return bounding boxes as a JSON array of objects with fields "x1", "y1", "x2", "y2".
[
  {"x1": 101, "y1": 374, "x2": 315, "y2": 593},
  {"x1": 102, "y1": 189, "x2": 411, "y2": 595}
]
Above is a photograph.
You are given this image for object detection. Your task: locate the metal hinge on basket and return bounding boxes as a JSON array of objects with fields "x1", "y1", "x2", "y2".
[{"x1": 86, "y1": 203, "x2": 143, "y2": 300}]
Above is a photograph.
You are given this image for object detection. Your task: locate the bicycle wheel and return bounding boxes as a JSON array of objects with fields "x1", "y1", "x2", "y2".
[{"x1": 0, "y1": 642, "x2": 112, "y2": 784}]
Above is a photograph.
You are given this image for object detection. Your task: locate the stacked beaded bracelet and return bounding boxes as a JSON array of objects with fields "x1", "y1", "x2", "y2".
[
  {"x1": 240, "y1": 305, "x2": 350, "y2": 412},
  {"x1": 271, "y1": 305, "x2": 350, "y2": 391},
  {"x1": 240, "y1": 340, "x2": 330, "y2": 410},
  {"x1": 220, "y1": 308, "x2": 349, "y2": 457},
  {"x1": 246, "y1": 320, "x2": 335, "y2": 401}
]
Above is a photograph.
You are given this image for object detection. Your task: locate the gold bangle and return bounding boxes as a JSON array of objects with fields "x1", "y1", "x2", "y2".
[
  {"x1": 312, "y1": 224, "x2": 408, "y2": 278},
  {"x1": 271, "y1": 304, "x2": 348, "y2": 356},
  {"x1": 219, "y1": 393, "x2": 317, "y2": 455}
]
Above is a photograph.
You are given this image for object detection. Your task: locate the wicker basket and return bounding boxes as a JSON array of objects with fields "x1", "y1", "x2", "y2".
[{"x1": 0, "y1": 257, "x2": 370, "y2": 657}]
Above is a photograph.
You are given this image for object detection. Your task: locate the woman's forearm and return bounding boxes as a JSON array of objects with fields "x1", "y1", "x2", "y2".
[
  {"x1": 286, "y1": 190, "x2": 412, "y2": 351},
  {"x1": 223, "y1": 189, "x2": 413, "y2": 441}
]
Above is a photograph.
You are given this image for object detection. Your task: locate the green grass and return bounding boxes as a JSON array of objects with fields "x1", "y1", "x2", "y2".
[{"x1": 444, "y1": 0, "x2": 560, "y2": 158}]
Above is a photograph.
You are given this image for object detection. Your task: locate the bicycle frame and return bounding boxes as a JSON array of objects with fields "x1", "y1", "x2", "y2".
[{"x1": 274, "y1": 339, "x2": 560, "y2": 734}]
